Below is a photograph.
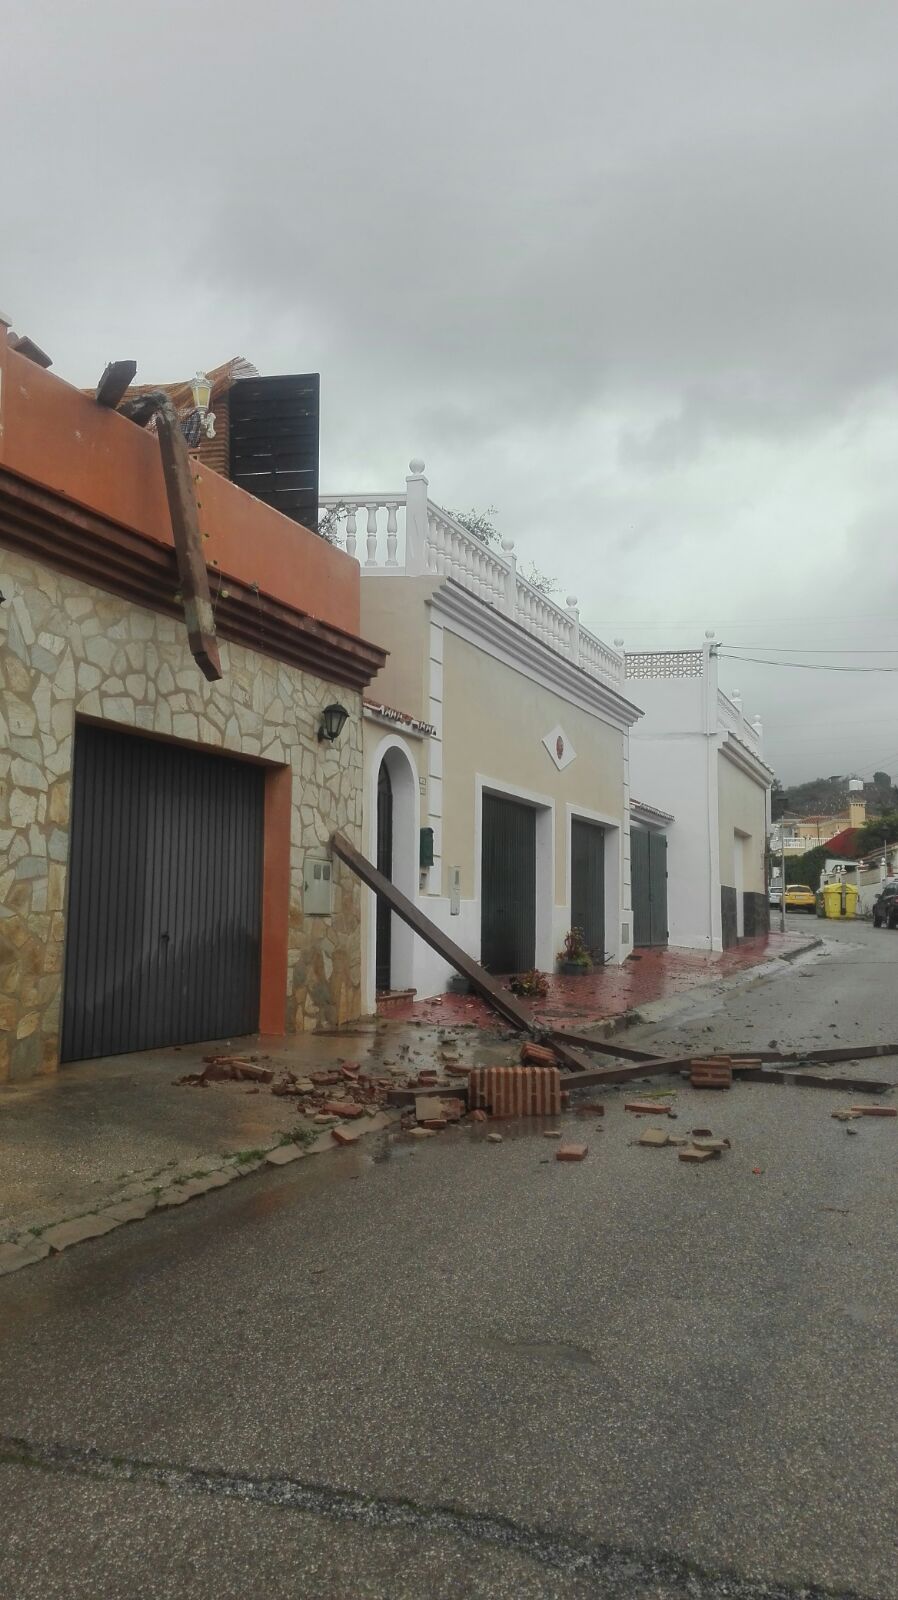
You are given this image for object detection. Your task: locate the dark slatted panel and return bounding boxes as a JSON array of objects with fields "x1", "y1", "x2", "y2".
[
  {"x1": 228, "y1": 374, "x2": 320, "y2": 530},
  {"x1": 648, "y1": 830, "x2": 669, "y2": 946},
  {"x1": 631, "y1": 827, "x2": 668, "y2": 948},
  {"x1": 571, "y1": 819, "x2": 605, "y2": 961},
  {"x1": 375, "y1": 763, "x2": 393, "y2": 991},
  {"x1": 631, "y1": 827, "x2": 651, "y2": 947},
  {"x1": 480, "y1": 794, "x2": 536, "y2": 973},
  {"x1": 61, "y1": 724, "x2": 264, "y2": 1062}
]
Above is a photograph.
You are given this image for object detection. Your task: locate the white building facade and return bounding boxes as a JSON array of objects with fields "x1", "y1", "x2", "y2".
[{"x1": 626, "y1": 642, "x2": 774, "y2": 950}]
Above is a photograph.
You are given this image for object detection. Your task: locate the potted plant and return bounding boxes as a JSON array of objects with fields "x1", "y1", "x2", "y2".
[
  {"x1": 508, "y1": 969, "x2": 549, "y2": 1000},
  {"x1": 557, "y1": 927, "x2": 592, "y2": 976}
]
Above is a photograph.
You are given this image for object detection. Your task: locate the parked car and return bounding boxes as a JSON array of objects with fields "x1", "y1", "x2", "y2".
[
  {"x1": 769, "y1": 883, "x2": 782, "y2": 908},
  {"x1": 872, "y1": 882, "x2": 898, "y2": 928},
  {"x1": 783, "y1": 884, "x2": 816, "y2": 914}
]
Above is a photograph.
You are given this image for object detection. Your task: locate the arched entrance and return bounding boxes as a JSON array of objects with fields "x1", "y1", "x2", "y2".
[
  {"x1": 376, "y1": 763, "x2": 393, "y2": 992},
  {"x1": 365, "y1": 737, "x2": 419, "y2": 1008}
]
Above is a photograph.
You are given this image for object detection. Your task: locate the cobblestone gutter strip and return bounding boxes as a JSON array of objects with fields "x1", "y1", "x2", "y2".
[
  {"x1": 0, "y1": 1433, "x2": 871, "y2": 1600},
  {"x1": 0, "y1": 1111, "x2": 398, "y2": 1279}
]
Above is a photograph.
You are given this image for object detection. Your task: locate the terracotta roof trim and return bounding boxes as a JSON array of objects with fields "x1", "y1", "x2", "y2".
[{"x1": 363, "y1": 699, "x2": 436, "y2": 737}]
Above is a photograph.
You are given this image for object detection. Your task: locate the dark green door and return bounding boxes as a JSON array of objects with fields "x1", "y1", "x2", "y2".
[
  {"x1": 632, "y1": 827, "x2": 668, "y2": 947},
  {"x1": 481, "y1": 794, "x2": 536, "y2": 972},
  {"x1": 571, "y1": 819, "x2": 605, "y2": 961}
]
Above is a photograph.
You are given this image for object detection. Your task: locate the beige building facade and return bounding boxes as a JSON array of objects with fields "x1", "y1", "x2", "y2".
[{"x1": 359, "y1": 573, "x2": 641, "y2": 1007}]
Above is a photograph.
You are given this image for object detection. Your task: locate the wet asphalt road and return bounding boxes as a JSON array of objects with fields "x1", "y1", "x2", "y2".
[{"x1": 1, "y1": 917, "x2": 897, "y2": 1599}]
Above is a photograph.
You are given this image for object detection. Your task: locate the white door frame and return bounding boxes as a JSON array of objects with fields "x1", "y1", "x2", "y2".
[
  {"x1": 364, "y1": 734, "x2": 420, "y2": 1012},
  {"x1": 565, "y1": 803, "x2": 623, "y2": 964}
]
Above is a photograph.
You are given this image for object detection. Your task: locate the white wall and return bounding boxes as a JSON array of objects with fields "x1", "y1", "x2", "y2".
[{"x1": 629, "y1": 728, "x2": 719, "y2": 949}]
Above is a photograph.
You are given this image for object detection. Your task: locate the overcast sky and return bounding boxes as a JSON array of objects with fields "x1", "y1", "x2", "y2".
[{"x1": 4, "y1": 0, "x2": 898, "y2": 785}]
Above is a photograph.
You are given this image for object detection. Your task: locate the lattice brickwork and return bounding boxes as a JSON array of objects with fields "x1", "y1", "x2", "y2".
[{"x1": 625, "y1": 650, "x2": 704, "y2": 680}]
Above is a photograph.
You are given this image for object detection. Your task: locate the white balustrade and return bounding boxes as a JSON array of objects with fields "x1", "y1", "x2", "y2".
[{"x1": 319, "y1": 460, "x2": 626, "y2": 688}]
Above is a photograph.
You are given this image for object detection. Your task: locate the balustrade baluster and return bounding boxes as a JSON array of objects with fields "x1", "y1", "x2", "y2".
[
  {"x1": 365, "y1": 505, "x2": 379, "y2": 566},
  {"x1": 386, "y1": 503, "x2": 399, "y2": 566},
  {"x1": 345, "y1": 505, "x2": 358, "y2": 559}
]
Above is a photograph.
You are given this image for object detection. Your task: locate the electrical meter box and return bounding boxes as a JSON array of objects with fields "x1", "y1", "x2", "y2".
[{"x1": 303, "y1": 854, "x2": 334, "y2": 915}]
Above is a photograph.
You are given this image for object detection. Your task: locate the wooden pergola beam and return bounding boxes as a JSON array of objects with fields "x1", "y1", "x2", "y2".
[
  {"x1": 155, "y1": 402, "x2": 222, "y2": 682},
  {"x1": 96, "y1": 360, "x2": 137, "y2": 409}
]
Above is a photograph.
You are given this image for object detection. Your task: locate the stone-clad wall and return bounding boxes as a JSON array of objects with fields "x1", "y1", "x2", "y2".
[{"x1": 0, "y1": 548, "x2": 363, "y2": 1082}]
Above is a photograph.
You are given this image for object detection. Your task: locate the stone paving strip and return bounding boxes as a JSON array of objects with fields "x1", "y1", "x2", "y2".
[{"x1": 0, "y1": 1110, "x2": 400, "y2": 1278}]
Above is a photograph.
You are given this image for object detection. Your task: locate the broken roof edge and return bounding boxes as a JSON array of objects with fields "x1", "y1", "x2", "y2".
[{"x1": 630, "y1": 798, "x2": 675, "y2": 825}]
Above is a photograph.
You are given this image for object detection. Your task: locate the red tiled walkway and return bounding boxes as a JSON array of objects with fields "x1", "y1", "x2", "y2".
[{"x1": 379, "y1": 933, "x2": 816, "y2": 1030}]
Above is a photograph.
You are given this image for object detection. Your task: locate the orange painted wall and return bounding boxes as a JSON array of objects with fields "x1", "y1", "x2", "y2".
[
  {"x1": 0, "y1": 343, "x2": 360, "y2": 635},
  {"x1": 259, "y1": 766, "x2": 292, "y2": 1035}
]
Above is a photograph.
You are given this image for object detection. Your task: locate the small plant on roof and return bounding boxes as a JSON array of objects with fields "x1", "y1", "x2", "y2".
[
  {"x1": 557, "y1": 927, "x2": 593, "y2": 974},
  {"x1": 509, "y1": 969, "x2": 549, "y2": 999}
]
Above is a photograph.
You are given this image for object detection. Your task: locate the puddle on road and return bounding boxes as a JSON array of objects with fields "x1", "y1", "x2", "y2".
[{"x1": 482, "y1": 1332, "x2": 598, "y2": 1369}]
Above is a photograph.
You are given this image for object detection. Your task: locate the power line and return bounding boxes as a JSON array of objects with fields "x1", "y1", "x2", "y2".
[
  {"x1": 717, "y1": 652, "x2": 898, "y2": 673},
  {"x1": 722, "y1": 644, "x2": 898, "y2": 655}
]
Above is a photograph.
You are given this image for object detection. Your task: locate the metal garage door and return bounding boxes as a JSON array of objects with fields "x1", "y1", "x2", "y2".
[
  {"x1": 481, "y1": 794, "x2": 536, "y2": 973},
  {"x1": 571, "y1": 818, "x2": 605, "y2": 961},
  {"x1": 61, "y1": 724, "x2": 265, "y2": 1062},
  {"x1": 631, "y1": 827, "x2": 668, "y2": 947}
]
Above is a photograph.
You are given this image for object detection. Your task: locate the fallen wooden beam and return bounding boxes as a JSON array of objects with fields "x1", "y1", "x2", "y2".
[
  {"x1": 96, "y1": 359, "x2": 137, "y2": 409},
  {"x1": 331, "y1": 832, "x2": 538, "y2": 1033},
  {"x1": 547, "y1": 1030, "x2": 661, "y2": 1063},
  {"x1": 735, "y1": 1068, "x2": 891, "y2": 1094},
  {"x1": 156, "y1": 402, "x2": 222, "y2": 683}
]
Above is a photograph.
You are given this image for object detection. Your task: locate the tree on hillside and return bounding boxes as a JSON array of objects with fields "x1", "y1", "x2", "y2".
[{"x1": 856, "y1": 811, "x2": 898, "y2": 856}]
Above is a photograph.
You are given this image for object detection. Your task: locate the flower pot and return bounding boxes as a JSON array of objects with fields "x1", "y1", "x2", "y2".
[{"x1": 559, "y1": 960, "x2": 592, "y2": 976}]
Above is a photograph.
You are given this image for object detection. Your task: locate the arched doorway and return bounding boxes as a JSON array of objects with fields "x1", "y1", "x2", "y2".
[
  {"x1": 366, "y1": 738, "x2": 418, "y2": 1007},
  {"x1": 376, "y1": 762, "x2": 393, "y2": 992}
]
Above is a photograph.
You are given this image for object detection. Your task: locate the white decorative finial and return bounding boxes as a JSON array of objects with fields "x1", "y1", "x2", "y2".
[
  {"x1": 408, "y1": 458, "x2": 425, "y2": 475},
  {"x1": 732, "y1": 689, "x2": 742, "y2": 704},
  {"x1": 705, "y1": 629, "x2": 716, "y2": 639},
  {"x1": 566, "y1": 594, "x2": 578, "y2": 609},
  {"x1": 614, "y1": 637, "x2": 625, "y2": 649},
  {"x1": 501, "y1": 536, "x2": 515, "y2": 552}
]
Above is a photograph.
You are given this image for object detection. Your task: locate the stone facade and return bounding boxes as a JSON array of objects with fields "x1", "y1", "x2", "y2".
[{"x1": 0, "y1": 548, "x2": 363, "y2": 1082}]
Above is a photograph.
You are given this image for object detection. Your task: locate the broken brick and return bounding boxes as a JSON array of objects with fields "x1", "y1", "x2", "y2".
[
  {"x1": 323, "y1": 1101, "x2": 363, "y2": 1119},
  {"x1": 638, "y1": 1128, "x2": 670, "y2": 1147},
  {"x1": 467, "y1": 1109, "x2": 487, "y2": 1123},
  {"x1": 486, "y1": 1132, "x2": 503, "y2": 1144},
  {"x1": 625, "y1": 1100, "x2": 674, "y2": 1116},
  {"x1": 678, "y1": 1146, "x2": 715, "y2": 1163},
  {"x1": 331, "y1": 1126, "x2": 362, "y2": 1146},
  {"x1": 556, "y1": 1143, "x2": 588, "y2": 1162},
  {"x1": 848, "y1": 1105, "x2": 897, "y2": 1117}
]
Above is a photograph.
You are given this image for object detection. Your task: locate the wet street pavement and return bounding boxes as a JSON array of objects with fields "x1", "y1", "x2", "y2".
[{"x1": 1, "y1": 917, "x2": 896, "y2": 1598}]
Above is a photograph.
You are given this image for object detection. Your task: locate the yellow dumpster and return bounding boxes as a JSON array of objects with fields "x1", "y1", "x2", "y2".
[{"x1": 821, "y1": 881, "x2": 858, "y2": 919}]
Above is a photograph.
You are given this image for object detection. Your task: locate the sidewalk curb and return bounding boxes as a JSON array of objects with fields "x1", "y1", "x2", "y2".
[
  {"x1": 0, "y1": 1110, "x2": 400, "y2": 1282},
  {"x1": 571, "y1": 936, "x2": 825, "y2": 1039}
]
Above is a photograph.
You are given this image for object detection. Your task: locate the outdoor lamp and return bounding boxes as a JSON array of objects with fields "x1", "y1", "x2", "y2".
[
  {"x1": 189, "y1": 371, "x2": 216, "y2": 440},
  {"x1": 318, "y1": 703, "x2": 349, "y2": 743}
]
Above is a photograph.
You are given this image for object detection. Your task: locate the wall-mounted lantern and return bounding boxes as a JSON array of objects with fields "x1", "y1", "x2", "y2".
[
  {"x1": 189, "y1": 371, "x2": 216, "y2": 440},
  {"x1": 318, "y1": 703, "x2": 349, "y2": 744}
]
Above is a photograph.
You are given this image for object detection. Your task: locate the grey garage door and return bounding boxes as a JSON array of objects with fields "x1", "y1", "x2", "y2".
[
  {"x1": 631, "y1": 827, "x2": 668, "y2": 947},
  {"x1": 481, "y1": 793, "x2": 536, "y2": 973},
  {"x1": 61, "y1": 723, "x2": 265, "y2": 1062},
  {"x1": 571, "y1": 819, "x2": 605, "y2": 961}
]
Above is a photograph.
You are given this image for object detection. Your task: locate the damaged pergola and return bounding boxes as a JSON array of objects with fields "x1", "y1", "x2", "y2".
[{"x1": 331, "y1": 832, "x2": 896, "y2": 1099}]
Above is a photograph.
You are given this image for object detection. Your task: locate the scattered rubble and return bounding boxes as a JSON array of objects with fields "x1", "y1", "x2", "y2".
[{"x1": 556, "y1": 1143, "x2": 588, "y2": 1162}]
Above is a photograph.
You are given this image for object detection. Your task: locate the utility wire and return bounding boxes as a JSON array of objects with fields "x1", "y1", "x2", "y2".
[
  {"x1": 722, "y1": 644, "x2": 898, "y2": 654},
  {"x1": 717, "y1": 652, "x2": 898, "y2": 673}
]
